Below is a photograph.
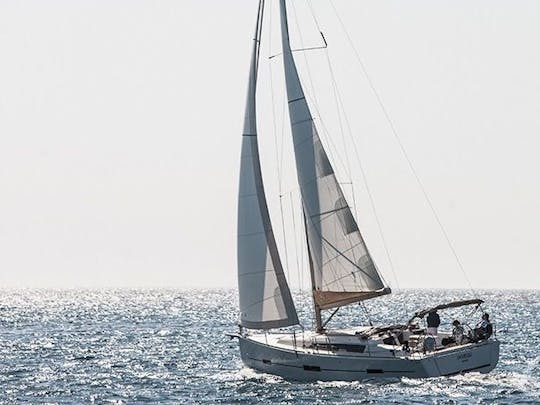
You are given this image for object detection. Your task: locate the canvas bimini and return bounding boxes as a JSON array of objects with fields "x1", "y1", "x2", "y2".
[{"x1": 231, "y1": 0, "x2": 499, "y2": 381}]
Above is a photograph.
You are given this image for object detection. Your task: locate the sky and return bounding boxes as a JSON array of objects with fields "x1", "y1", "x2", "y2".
[{"x1": 0, "y1": 0, "x2": 539, "y2": 290}]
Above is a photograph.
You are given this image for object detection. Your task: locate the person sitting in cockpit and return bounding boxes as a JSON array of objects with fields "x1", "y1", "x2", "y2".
[
  {"x1": 452, "y1": 319, "x2": 466, "y2": 345},
  {"x1": 473, "y1": 313, "x2": 493, "y2": 340}
]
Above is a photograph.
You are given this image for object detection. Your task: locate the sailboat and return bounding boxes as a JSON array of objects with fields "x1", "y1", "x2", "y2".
[{"x1": 231, "y1": 0, "x2": 500, "y2": 380}]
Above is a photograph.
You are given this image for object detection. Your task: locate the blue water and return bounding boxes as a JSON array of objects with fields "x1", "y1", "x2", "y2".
[{"x1": 0, "y1": 289, "x2": 538, "y2": 403}]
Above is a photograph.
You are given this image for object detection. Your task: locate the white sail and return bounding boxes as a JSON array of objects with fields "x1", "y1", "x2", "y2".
[
  {"x1": 237, "y1": 1, "x2": 299, "y2": 329},
  {"x1": 279, "y1": 0, "x2": 390, "y2": 310}
]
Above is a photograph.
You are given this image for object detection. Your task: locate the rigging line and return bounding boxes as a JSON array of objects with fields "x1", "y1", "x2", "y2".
[
  {"x1": 319, "y1": 233, "x2": 381, "y2": 284},
  {"x1": 281, "y1": 11, "x2": 349, "y2": 239},
  {"x1": 324, "y1": 48, "x2": 400, "y2": 293},
  {"x1": 322, "y1": 307, "x2": 340, "y2": 329},
  {"x1": 328, "y1": 51, "x2": 353, "y2": 182},
  {"x1": 317, "y1": 35, "x2": 358, "y2": 224},
  {"x1": 289, "y1": 0, "x2": 320, "y2": 110},
  {"x1": 279, "y1": 196, "x2": 291, "y2": 276},
  {"x1": 269, "y1": 45, "x2": 328, "y2": 60},
  {"x1": 288, "y1": 1, "x2": 339, "y2": 293},
  {"x1": 290, "y1": 2, "x2": 363, "y2": 230},
  {"x1": 314, "y1": 224, "x2": 348, "y2": 290},
  {"x1": 254, "y1": 0, "x2": 265, "y2": 76},
  {"x1": 242, "y1": 290, "x2": 293, "y2": 312},
  {"x1": 360, "y1": 301, "x2": 374, "y2": 326},
  {"x1": 288, "y1": 1, "x2": 349, "y2": 178},
  {"x1": 274, "y1": 4, "x2": 287, "y2": 192},
  {"x1": 279, "y1": 91, "x2": 287, "y2": 178},
  {"x1": 329, "y1": 0, "x2": 476, "y2": 296},
  {"x1": 287, "y1": 3, "x2": 378, "y2": 295},
  {"x1": 306, "y1": 0, "x2": 398, "y2": 292},
  {"x1": 324, "y1": 47, "x2": 360, "y2": 243},
  {"x1": 304, "y1": 0, "x2": 352, "y2": 179},
  {"x1": 268, "y1": 0, "x2": 291, "y2": 277},
  {"x1": 306, "y1": 0, "x2": 352, "y2": 183},
  {"x1": 301, "y1": 180, "x2": 388, "y2": 291},
  {"x1": 301, "y1": 184, "x2": 365, "y2": 283},
  {"x1": 348, "y1": 182, "x2": 360, "y2": 246},
  {"x1": 306, "y1": 0, "x2": 322, "y2": 33},
  {"x1": 308, "y1": 3, "x2": 399, "y2": 290},
  {"x1": 268, "y1": 0, "x2": 280, "y2": 188},
  {"x1": 279, "y1": 185, "x2": 300, "y2": 198},
  {"x1": 298, "y1": 193, "x2": 307, "y2": 293},
  {"x1": 290, "y1": 190, "x2": 302, "y2": 292}
]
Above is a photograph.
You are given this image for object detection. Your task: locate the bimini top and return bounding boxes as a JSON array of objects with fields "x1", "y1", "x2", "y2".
[{"x1": 408, "y1": 299, "x2": 484, "y2": 325}]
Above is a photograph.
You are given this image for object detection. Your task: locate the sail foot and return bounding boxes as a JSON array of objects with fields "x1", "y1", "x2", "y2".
[{"x1": 314, "y1": 288, "x2": 391, "y2": 310}]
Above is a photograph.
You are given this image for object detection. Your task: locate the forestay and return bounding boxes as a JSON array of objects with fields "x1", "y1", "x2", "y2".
[
  {"x1": 279, "y1": 0, "x2": 390, "y2": 310},
  {"x1": 237, "y1": 0, "x2": 299, "y2": 329}
]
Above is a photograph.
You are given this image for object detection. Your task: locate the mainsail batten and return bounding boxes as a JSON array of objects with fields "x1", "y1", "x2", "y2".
[
  {"x1": 278, "y1": 0, "x2": 390, "y2": 311},
  {"x1": 237, "y1": 0, "x2": 299, "y2": 330}
]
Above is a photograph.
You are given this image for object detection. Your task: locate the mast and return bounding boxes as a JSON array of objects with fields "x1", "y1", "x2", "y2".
[
  {"x1": 303, "y1": 209, "x2": 322, "y2": 332},
  {"x1": 278, "y1": 0, "x2": 390, "y2": 326},
  {"x1": 236, "y1": 0, "x2": 299, "y2": 330}
]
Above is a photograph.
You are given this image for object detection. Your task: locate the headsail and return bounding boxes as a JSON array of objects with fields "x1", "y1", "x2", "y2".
[
  {"x1": 278, "y1": 0, "x2": 390, "y2": 312},
  {"x1": 237, "y1": 0, "x2": 299, "y2": 329}
]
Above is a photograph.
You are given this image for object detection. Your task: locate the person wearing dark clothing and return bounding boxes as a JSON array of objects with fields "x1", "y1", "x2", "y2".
[
  {"x1": 474, "y1": 313, "x2": 493, "y2": 340},
  {"x1": 426, "y1": 310, "x2": 441, "y2": 336}
]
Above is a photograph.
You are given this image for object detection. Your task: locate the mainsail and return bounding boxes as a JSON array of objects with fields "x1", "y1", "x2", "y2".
[
  {"x1": 237, "y1": 0, "x2": 299, "y2": 329},
  {"x1": 278, "y1": 0, "x2": 390, "y2": 313}
]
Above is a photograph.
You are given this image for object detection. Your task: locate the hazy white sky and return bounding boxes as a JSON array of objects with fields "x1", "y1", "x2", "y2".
[{"x1": 0, "y1": 1, "x2": 538, "y2": 290}]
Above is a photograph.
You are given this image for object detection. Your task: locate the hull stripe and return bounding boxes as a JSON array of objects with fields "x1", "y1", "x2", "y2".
[
  {"x1": 443, "y1": 363, "x2": 492, "y2": 376},
  {"x1": 247, "y1": 356, "x2": 416, "y2": 374}
]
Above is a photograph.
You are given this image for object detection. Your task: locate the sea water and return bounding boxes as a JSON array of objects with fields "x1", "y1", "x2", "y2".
[{"x1": 0, "y1": 289, "x2": 538, "y2": 404}]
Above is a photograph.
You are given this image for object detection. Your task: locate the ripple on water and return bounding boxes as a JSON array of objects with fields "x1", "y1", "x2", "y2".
[{"x1": 0, "y1": 289, "x2": 538, "y2": 403}]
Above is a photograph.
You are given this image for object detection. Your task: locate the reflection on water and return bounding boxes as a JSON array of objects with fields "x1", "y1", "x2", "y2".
[{"x1": 0, "y1": 289, "x2": 538, "y2": 403}]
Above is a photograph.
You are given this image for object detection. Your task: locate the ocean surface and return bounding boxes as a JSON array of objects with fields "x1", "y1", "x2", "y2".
[{"x1": 0, "y1": 289, "x2": 538, "y2": 404}]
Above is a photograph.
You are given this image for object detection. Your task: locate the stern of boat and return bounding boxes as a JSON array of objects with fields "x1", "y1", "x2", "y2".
[{"x1": 418, "y1": 339, "x2": 500, "y2": 377}]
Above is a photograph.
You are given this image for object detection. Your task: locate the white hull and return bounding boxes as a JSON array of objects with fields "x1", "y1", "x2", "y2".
[{"x1": 237, "y1": 330, "x2": 499, "y2": 381}]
